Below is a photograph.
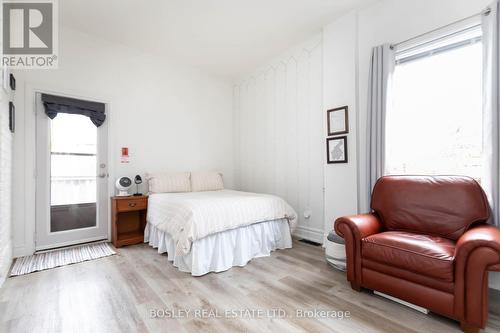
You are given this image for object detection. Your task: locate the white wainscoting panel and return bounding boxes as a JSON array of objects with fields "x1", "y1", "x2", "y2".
[{"x1": 233, "y1": 35, "x2": 324, "y2": 243}]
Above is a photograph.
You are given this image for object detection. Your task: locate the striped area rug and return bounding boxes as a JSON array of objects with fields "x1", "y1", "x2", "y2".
[{"x1": 10, "y1": 242, "x2": 116, "y2": 277}]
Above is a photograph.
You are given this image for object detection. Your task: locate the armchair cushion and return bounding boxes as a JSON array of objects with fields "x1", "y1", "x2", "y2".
[
  {"x1": 362, "y1": 231, "x2": 456, "y2": 282},
  {"x1": 371, "y1": 176, "x2": 490, "y2": 240}
]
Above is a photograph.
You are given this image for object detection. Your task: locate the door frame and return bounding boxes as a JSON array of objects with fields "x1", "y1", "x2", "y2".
[
  {"x1": 22, "y1": 84, "x2": 114, "y2": 254},
  {"x1": 34, "y1": 91, "x2": 109, "y2": 250}
]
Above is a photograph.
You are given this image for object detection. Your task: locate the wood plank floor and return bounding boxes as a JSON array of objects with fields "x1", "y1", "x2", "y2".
[{"x1": 0, "y1": 240, "x2": 499, "y2": 333}]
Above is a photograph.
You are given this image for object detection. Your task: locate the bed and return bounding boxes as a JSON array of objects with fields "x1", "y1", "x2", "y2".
[{"x1": 144, "y1": 181, "x2": 297, "y2": 276}]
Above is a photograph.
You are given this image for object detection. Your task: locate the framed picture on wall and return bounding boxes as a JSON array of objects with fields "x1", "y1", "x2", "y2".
[
  {"x1": 327, "y1": 136, "x2": 347, "y2": 164},
  {"x1": 327, "y1": 106, "x2": 348, "y2": 136}
]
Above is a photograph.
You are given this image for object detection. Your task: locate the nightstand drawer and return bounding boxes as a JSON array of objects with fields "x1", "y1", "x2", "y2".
[{"x1": 117, "y1": 198, "x2": 147, "y2": 212}]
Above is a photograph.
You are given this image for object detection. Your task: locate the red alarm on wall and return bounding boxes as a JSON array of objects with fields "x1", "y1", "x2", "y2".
[{"x1": 120, "y1": 147, "x2": 129, "y2": 163}]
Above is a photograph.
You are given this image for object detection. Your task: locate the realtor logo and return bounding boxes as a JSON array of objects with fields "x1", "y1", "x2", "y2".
[{"x1": 2, "y1": 0, "x2": 58, "y2": 68}]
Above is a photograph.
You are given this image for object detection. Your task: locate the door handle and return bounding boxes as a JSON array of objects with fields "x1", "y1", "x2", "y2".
[{"x1": 98, "y1": 173, "x2": 108, "y2": 178}]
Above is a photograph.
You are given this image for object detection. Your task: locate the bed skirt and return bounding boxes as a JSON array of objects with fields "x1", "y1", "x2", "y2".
[{"x1": 144, "y1": 219, "x2": 292, "y2": 276}]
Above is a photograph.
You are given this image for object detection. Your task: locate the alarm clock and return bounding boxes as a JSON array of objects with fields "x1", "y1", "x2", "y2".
[{"x1": 115, "y1": 177, "x2": 132, "y2": 196}]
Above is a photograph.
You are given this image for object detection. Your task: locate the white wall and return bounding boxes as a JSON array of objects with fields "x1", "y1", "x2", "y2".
[
  {"x1": 322, "y1": 12, "x2": 359, "y2": 238},
  {"x1": 233, "y1": 35, "x2": 325, "y2": 243},
  {"x1": 0, "y1": 77, "x2": 13, "y2": 286},
  {"x1": 12, "y1": 27, "x2": 234, "y2": 257}
]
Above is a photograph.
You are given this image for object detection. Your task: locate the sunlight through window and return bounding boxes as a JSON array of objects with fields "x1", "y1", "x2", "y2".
[{"x1": 386, "y1": 27, "x2": 483, "y2": 182}]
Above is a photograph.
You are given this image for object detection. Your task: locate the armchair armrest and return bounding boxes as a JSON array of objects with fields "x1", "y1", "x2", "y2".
[
  {"x1": 334, "y1": 213, "x2": 383, "y2": 240},
  {"x1": 334, "y1": 213, "x2": 383, "y2": 289},
  {"x1": 454, "y1": 224, "x2": 500, "y2": 328},
  {"x1": 455, "y1": 224, "x2": 500, "y2": 259}
]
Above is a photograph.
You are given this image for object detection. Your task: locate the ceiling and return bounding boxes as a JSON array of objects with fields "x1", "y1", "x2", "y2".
[{"x1": 61, "y1": 0, "x2": 374, "y2": 79}]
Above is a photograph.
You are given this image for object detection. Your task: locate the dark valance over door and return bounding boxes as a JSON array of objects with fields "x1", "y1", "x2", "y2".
[{"x1": 41, "y1": 93, "x2": 106, "y2": 127}]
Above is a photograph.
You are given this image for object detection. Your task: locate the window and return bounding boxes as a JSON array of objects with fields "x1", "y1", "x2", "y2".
[
  {"x1": 50, "y1": 113, "x2": 97, "y2": 206},
  {"x1": 386, "y1": 25, "x2": 483, "y2": 181}
]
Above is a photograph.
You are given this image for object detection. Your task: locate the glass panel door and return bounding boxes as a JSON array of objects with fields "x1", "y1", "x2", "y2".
[{"x1": 36, "y1": 92, "x2": 108, "y2": 250}]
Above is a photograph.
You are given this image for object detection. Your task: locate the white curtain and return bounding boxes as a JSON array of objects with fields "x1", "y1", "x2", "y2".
[
  {"x1": 482, "y1": 1, "x2": 500, "y2": 227},
  {"x1": 365, "y1": 44, "x2": 395, "y2": 210}
]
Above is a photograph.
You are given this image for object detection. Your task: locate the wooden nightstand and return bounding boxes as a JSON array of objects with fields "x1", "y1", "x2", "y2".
[{"x1": 111, "y1": 195, "x2": 148, "y2": 247}]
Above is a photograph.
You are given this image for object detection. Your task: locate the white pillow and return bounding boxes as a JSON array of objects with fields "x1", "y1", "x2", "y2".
[
  {"x1": 191, "y1": 171, "x2": 224, "y2": 192},
  {"x1": 146, "y1": 172, "x2": 191, "y2": 193}
]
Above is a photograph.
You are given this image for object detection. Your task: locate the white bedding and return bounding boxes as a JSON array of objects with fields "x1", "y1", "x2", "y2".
[{"x1": 146, "y1": 190, "x2": 297, "y2": 255}]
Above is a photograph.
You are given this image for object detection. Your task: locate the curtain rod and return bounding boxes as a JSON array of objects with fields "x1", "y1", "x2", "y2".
[{"x1": 391, "y1": 7, "x2": 491, "y2": 49}]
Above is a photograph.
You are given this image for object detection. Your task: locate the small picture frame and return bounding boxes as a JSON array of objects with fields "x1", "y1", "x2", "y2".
[
  {"x1": 327, "y1": 136, "x2": 347, "y2": 164},
  {"x1": 327, "y1": 106, "x2": 349, "y2": 136},
  {"x1": 9, "y1": 74, "x2": 15, "y2": 91},
  {"x1": 9, "y1": 102, "x2": 15, "y2": 133}
]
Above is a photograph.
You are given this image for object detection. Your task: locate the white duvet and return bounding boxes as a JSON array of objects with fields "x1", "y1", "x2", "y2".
[{"x1": 147, "y1": 190, "x2": 297, "y2": 255}]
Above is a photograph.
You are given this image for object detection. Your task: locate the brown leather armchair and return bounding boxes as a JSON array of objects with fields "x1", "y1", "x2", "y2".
[{"x1": 334, "y1": 176, "x2": 500, "y2": 333}]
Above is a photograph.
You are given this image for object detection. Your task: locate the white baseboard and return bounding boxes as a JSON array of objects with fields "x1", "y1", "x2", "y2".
[
  {"x1": 13, "y1": 245, "x2": 34, "y2": 258},
  {"x1": 293, "y1": 226, "x2": 324, "y2": 244}
]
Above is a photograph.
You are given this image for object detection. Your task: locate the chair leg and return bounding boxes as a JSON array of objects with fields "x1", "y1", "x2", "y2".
[
  {"x1": 460, "y1": 322, "x2": 480, "y2": 333},
  {"x1": 350, "y1": 282, "x2": 361, "y2": 292}
]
